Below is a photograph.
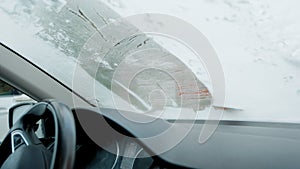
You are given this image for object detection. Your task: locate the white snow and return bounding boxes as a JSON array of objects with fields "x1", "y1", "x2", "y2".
[
  {"x1": 0, "y1": 0, "x2": 299, "y2": 122},
  {"x1": 101, "y1": 0, "x2": 300, "y2": 122}
]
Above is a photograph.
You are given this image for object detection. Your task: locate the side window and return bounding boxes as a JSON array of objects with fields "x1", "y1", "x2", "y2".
[{"x1": 0, "y1": 80, "x2": 35, "y2": 142}]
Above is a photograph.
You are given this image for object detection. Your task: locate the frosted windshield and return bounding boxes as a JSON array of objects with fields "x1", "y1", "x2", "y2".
[{"x1": 0, "y1": 0, "x2": 299, "y2": 122}]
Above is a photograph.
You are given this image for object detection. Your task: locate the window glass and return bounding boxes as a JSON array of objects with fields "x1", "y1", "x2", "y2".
[
  {"x1": 0, "y1": 80, "x2": 35, "y2": 141},
  {"x1": 0, "y1": 0, "x2": 299, "y2": 122}
]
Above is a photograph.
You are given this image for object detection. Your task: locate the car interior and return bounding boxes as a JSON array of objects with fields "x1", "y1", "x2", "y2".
[
  {"x1": 0, "y1": 0, "x2": 300, "y2": 168},
  {"x1": 0, "y1": 96, "x2": 186, "y2": 169}
]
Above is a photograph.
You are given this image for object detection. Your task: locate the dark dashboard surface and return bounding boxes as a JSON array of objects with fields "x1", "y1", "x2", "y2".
[{"x1": 73, "y1": 107, "x2": 300, "y2": 169}]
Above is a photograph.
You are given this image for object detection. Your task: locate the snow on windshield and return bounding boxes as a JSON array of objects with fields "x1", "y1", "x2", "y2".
[
  {"x1": 0, "y1": 0, "x2": 211, "y2": 116},
  {"x1": 101, "y1": 0, "x2": 300, "y2": 122},
  {"x1": 0, "y1": 0, "x2": 299, "y2": 122}
]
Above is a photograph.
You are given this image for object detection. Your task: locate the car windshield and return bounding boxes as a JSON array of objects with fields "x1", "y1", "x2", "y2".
[{"x1": 0, "y1": 0, "x2": 299, "y2": 122}]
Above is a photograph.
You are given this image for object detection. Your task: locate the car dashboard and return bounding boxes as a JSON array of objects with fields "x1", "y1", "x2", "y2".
[{"x1": 71, "y1": 109, "x2": 187, "y2": 169}]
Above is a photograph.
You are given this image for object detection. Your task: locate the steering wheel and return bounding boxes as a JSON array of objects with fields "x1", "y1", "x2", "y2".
[{"x1": 0, "y1": 101, "x2": 76, "y2": 169}]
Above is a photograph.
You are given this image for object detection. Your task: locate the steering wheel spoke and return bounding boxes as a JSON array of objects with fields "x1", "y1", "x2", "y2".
[{"x1": 11, "y1": 130, "x2": 29, "y2": 153}]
